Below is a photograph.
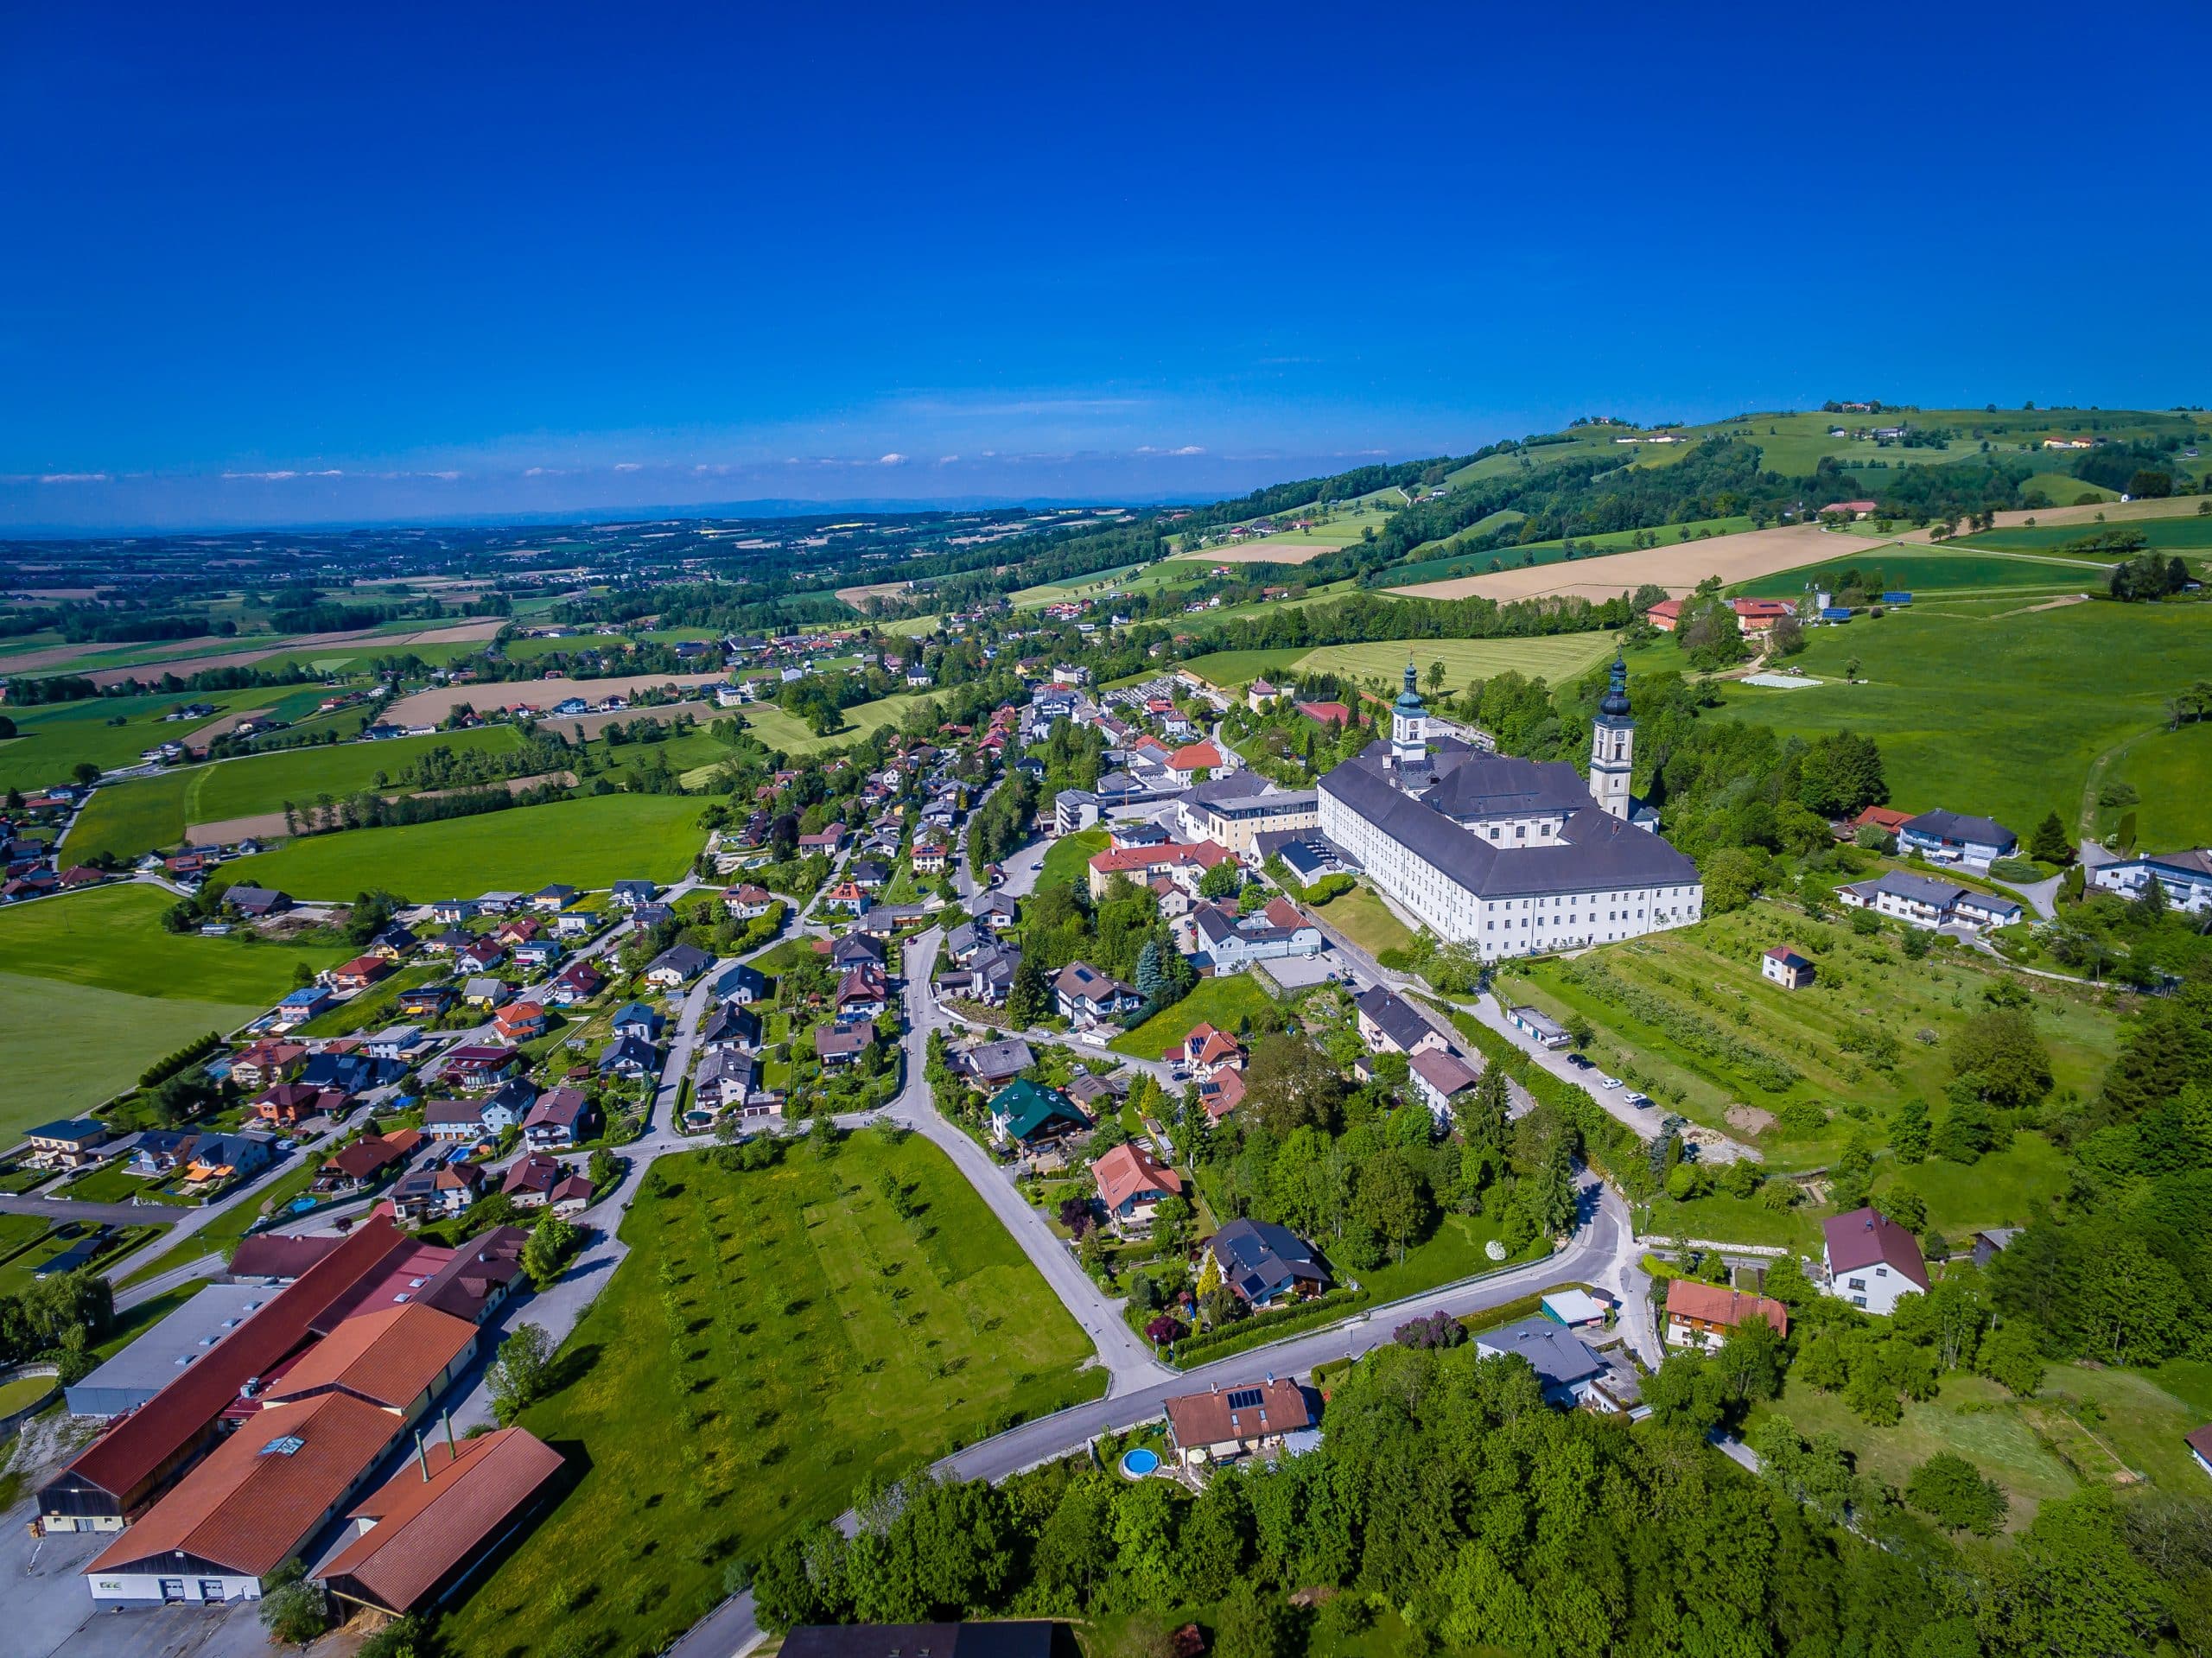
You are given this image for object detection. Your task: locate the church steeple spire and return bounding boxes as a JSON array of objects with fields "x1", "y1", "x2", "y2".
[
  {"x1": 1590, "y1": 650, "x2": 1633, "y2": 820},
  {"x1": 1391, "y1": 655, "x2": 1427, "y2": 767}
]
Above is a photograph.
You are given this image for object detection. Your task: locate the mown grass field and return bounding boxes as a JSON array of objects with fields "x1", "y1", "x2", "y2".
[
  {"x1": 1715, "y1": 600, "x2": 2212, "y2": 838},
  {"x1": 0, "y1": 884, "x2": 343, "y2": 1136},
  {"x1": 0, "y1": 689, "x2": 199, "y2": 791},
  {"x1": 1503, "y1": 906, "x2": 2120, "y2": 1193},
  {"x1": 219, "y1": 792, "x2": 704, "y2": 899},
  {"x1": 1295, "y1": 634, "x2": 1619, "y2": 692},
  {"x1": 1314, "y1": 882, "x2": 1416, "y2": 957},
  {"x1": 732, "y1": 692, "x2": 934, "y2": 757},
  {"x1": 1962, "y1": 512, "x2": 2212, "y2": 555},
  {"x1": 442, "y1": 1134, "x2": 1103, "y2": 1658},
  {"x1": 66, "y1": 725, "x2": 531, "y2": 860},
  {"x1": 1109, "y1": 973, "x2": 1281, "y2": 1058},
  {"x1": 1039, "y1": 827, "x2": 1108, "y2": 896},
  {"x1": 2105, "y1": 721, "x2": 2212, "y2": 849}
]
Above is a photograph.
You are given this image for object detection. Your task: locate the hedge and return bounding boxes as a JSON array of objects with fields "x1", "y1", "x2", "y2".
[
  {"x1": 138, "y1": 1031, "x2": 225, "y2": 1089},
  {"x1": 1166, "y1": 1286, "x2": 1367, "y2": 1366}
]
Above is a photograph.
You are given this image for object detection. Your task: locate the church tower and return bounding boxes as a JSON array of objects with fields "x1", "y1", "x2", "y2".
[
  {"x1": 1391, "y1": 657, "x2": 1427, "y2": 766},
  {"x1": 1589, "y1": 652, "x2": 1633, "y2": 819}
]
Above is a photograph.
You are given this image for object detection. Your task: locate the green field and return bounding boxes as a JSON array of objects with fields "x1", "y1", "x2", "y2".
[
  {"x1": 442, "y1": 1133, "x2": 1103, "y2": 1658},
  {"x1": 218, "y1": 792, "x2": 706, "y2": 899},
  {"x1": 1504, "y1": 905, "x2": 2120, "y2": 1191},
  {"x1": 0, "y1": 884, "x2": 342, "y2": 1136},
  {"x1": 2103, "y1": 722, "x2": 2212, "y2": 849},
  {"x1": 70, "y1": 724, "x2": 534, "y2": 861},
  {"x1": 0, "y1": 689, "x2": 206, "y2": 791},
  {"x1": 1294, "y1": 634, "x2": 1619, "y2": 692},
  {"x1": 1109, "y1": 973, "x2": 1281, "y2": 1058},
  {"x1": 1167, "y1": 649, "x2": 1316, "y2": 691},
  {"x1": 1962, "y1": 511, "x2": 2212, "y2": 556},
  {"x1": 1314, "y1": 882, "x2": 1416, "y2": 957},
  {"x1": 1715, "y1": 600, "x2": 2212, "y2": 840},
  {"x1": 732, "y1": 692, "x2": 935, "y2": 757},
  {"x1": 1038, "y1": 827, "x2": 1108, "y2": 895},
  {"x1": 1732, "y1": 548, "x2": 2116, "y2": 600}
]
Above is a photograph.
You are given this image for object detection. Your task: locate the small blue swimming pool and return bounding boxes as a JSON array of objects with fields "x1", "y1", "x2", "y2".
[{"x1": 1119, "y1": 1447, "x2": 1160, "y2": 1478}]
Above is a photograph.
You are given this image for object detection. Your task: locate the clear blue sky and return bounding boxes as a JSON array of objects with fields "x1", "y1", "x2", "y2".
[{"x1": 5, "y1": 2, "x2": 2208, "y2": 530}]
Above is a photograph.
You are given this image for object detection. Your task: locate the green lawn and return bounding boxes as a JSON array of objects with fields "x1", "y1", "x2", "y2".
[
  {"x1": 0, "y1": 689, "x2": 279, "y2": 792},
  {"x1": 442, "y1": 1133, "x2": 1104, "y2": 1658},
  {"x1": 1038, "y1": 827, "x2": 1108, "y2": 896},
  {"x1": 732, "y1": 692, "x2": 936, "y2": 758},
  {"x1": 1109, "y1": 973, "x2": 1281, "y2": 1058},
  {"x1": 2104, "y1": 721, "x2": 2212, "y2": 850},
  {"x1": 1357, "y1": 1210, "x2": 1546, "y2": 1304},
  {"x1": 1170, "y1": 649, "x2": 1317, "y2": 691},
  {"x1": 216, "y1": 792, "x2": 706, "y2": 899},
  {"x1": 1313, "y1": 881, "x2": 1416, "y2": 957},
  {"x1": 1732, "y1": 548, "x2": 2117, "y2": 600},
  {"x1": 0, "y1": 885, "x2": 344, "y2": 1137},
  {"x1": 69, "y1": 726, "x2": 533, "y2": 859},
  {"x1": 1713, "y1": 600, "x2": 2212, "y2": 844},
  {"x1": 1291, "y1": 634, "x2": 1619, "y2": 694}
]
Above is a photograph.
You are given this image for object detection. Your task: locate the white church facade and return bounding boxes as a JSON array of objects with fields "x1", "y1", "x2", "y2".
[{"x1": 1315, "y1": 657, "x2": 1703, "y2": 959}]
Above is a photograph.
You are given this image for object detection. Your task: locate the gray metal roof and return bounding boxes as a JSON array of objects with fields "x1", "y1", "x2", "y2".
[
  {"x1": 65, "y1": 1284, "x2": 275, "y2": 1418},
  {"x1": 1474, "y1": 1315, "x2": 1605, "y2": 1388}
]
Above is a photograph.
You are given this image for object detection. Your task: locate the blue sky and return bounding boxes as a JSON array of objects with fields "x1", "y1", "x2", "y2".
[{"x1": 4, "y1": 2, "x2": 2208, "y2": 530}]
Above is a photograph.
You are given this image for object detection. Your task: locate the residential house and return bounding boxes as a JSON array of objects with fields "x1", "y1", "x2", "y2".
[
  {"x1": 966, "y1": 889, "x2": 1019, "y2": 932},
  {"x1": 1090, "y1": 1143, "x2": 1183, "y2": 1236},
  {"x1": 427, "y1": 901, "x2": 474, "y2": 925},
  {"x1": 455, "y1": 937, "x2": 505, "y2": 975},
  {"x1": 1086, "y1": 839, "x2": 1232, "y2": 900},
  {"x1": 815, "y1": 1024, "x2": 874, "y2": 1069},
  {"x1": 1163, "y1": 1377, "x2": 1316, "y2": 1468},
  {"x1": 911, "y1": 841, "x2": 948, "y2": 875},
  {"x1": 272, "y1": 987, "x2": 335, "y2": 1027},
  {"x1": 331, "y1": 956, "x2": 393, "y2": 994},
  {"x1": 1663, "y1": 1280, "x2": 1790, "y2": 1351},
  {"x1": 713, "y1": 962, "x2": 768, "y2": 1004},
  {"x1": 1206, "y1": 1218, "x2": 1327, "y2": 1308},
  {"x1": 368, "y1": 923, "x2": 418, "y2": 959},
  {"x1": 835, "y1": 964, "x2": 890, "y2": 1023},
  {"x1": 1822, "y1": 1206, "x2": 1929, "y2": 1313},
  {"x1": 957, "y1": 1038, "x2": 1035, "y2": 1089},
  {"x1": 1761, "y1": 945, "x2": 1815, "y2": 989},
  {"x1": 395, "y1": 985, "x2": 457, "y2": 1020},
  {"x1": 230, "y1": 1040, "x2": 308, "y2": 1092},
  {"x1": 1354, "y1": 988, "x2": 1449, "y2": 1058},
  {"x1": 692, "y1": 1049, "x2": 758, "y2": 1116},
  {"x1": 1408, "y1": 1049, "x2": 1482, "y2": 1121},
  {"x1": 1052, "y1": 961, "x2": 1142, "y2": 1025},
  {"x1": 512, "y1": 937, "x2": 563, "y2": 971},
  {"x1": 797, "y1": 823, "x2": 847, "y2": 855},
  {"x1": 297, "y1": 1051, "x2": 399, "y2": 1095},
  {"x1": 1186, "y1": 896, "x2": 1324, "y2": 972},
  {"x1": 699, "y1": 1003, "x2": 761, "y2": 1052},
  {"x1": 988, "y1": 1078, "x2": 1090, "y2": 1147},
  {"x1": 1898, "y1": 809, "x2": 2018, "y2": 868},
  {"x1": 522, "y1": 1088, "x2": 597, "y2": 1148},
  {"x1": 643, "y1": 943, "x2": 712, "y2": 988},
  {"x1": 461, "y1": 975, "x2": 512, "y2": 1010},
  {"x1": 1197, "y1": 1066, "x2": 1247, "y2": 1122},
  {"x1": 317, "y1": 1131, "x2": 421, "y2": 1194},
  {"x1": 597, "y1": 1034, "x2": 659, "y2": 1079},
  {"x1": 552, "y1": 909, "x2": 597, "y2": 940},
  {"x1": 722, "y1": 882, "x2": 775, "y2": 919},
  {"x1": 1172, "y1": 1023, "x2": 1243, "y2": 1080},
  {"x1": 609, "y1": 880, "x2": 659, "y2": 908},
  {"x1": 546, "y1": 960, "x2": 607, "y2": 1006},
  {"x1": 500, "y1": 1153, "x2": 569, "y2": 1209},
  {"x1": 939, "y1": 942, "x2": 1020, "y2": 1006},
  {"x1": 252, "y1": 1084, "x2": 346, "y2": 1128},
  {"x1": 363, "y1": 1026, "x2": 424, "y2": 1062},
  {"x1": 492, "y1": 1001, "x2": 547, "y2": 1043},
  {"x1": 1054, "y1": 790, "x2": 1102, "y2": 836},
  {"x1": 439, "y1": 1046, "x2": 521, "y2": 1093},
  {"x1": 611, "y1": 1001, "x2": 665, "y2": 1043},
  {"x1": 1474, "y1": 1316, "x2": 1608, "y2": 1408},
  {"x1": 391, "y1": 1161, "x2": 483, "y2": 1222},
  {"x1": 531, "y1": 885, "x2": 581, "y2": 913},
  {"x1": 1837, "y1": 870, "x2": 2022, "y2": 931},
  {"x1": 225, "y1": 886, "x2": 291, "y2": 919},
  {"x1": 2089, "y1": 848, "x2": 2212, "y2": 913}
]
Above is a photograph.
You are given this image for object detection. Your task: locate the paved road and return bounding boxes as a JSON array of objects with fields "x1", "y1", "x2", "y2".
[
  {"x1": 886, "y1": 931, "x2": 1170, "y2": 1393},
  {"x1": 672, "y1": 1171, "x2": 1637, "y2": 1658},
  {"x1": 113, "y1": 1251, "x2": 226, "y2": 1312}
]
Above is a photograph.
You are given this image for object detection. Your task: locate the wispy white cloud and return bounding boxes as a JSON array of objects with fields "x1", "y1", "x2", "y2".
[
  {"x1": 40, "y1": 472, "x2": 109, "y2": 483},
  {"x1": 613, "y1": 462, "x2": 643, "y2": 473},
  {"x1": 878, "y1": 453, "x2": 906, "y2": 467},
  {"x1": 936, "y1": 454, "x2": 960, "y2": 465}
]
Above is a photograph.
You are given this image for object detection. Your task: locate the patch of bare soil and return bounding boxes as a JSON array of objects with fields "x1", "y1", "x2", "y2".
[{"x1": 1725, "y1": 1104, "x2": 1777, "y2": 1137}]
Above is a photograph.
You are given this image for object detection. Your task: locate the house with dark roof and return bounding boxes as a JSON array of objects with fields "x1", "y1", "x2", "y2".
[
  {"x1": 1354, "y1": 987, "x2": 1449, "y2": 1059},
  {"x1": 815, "y1": 1023, "x2": 875, "y2": 1068},
  {"x1": 597, "y1": 1033, "x2": 659, "y2": 1078},
  {"x1": 1837, "y1": 870, "x2": 2021, "y2": 931},
  {"x1": 1821, "y1": 1206, "x2": 1929, "y2": 1314},
  {"x1": 1205, "y1": 1218, "x2": 1327, "y2": 1308},
  {"x1": 643, "y1": 943, "x2": 713, "y2": 988},
  {"x1": 714, "y1": 961, "x2": 768, "y2": 1004},
  {"x1": 1898, "y1": 808, "x2": 2018, "y2": 868},
  {"x1": 1186, "y1": 895, "x2": 1324, "y2": 972},
  {"x1": 2090, "y1": 847, "x2": 2212, "y2": 913},
  {"x1": 1475, "y1": 1315, "x2": 1609, "y2": 1408},
  {"x1": 1408, "y1": 1049, "x2": 1482, "y2": 1121},
  {"x1": 957, "y1": 1037, "x2": 1034, "y2": 1089},
  {"x1": 699, "y1": 1002, "x2": 761, "y2": 1052},
  {"x1": 1052, "y1": 960, "x2": 1141, "y2": 1024},
  {"x1": 988, "y1": 1078, "x2": 1090, "y2": 1147}
]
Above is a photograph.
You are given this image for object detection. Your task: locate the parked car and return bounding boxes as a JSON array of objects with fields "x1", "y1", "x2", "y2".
[
  {"x1": 1624, "y1": 1090, "x2": 1650, "y2": 1106},
  {"x1": 1599, "y1": 1075, "x2": 1622, "y2": 1089},
  {"x1": 1565, "y1": 1053, "x2": 1594, "y2": 1070}
]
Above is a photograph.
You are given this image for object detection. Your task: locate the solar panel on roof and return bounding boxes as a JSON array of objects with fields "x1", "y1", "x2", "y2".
[
  {"x1": 1225, "y1": 1388, "x2": 1264, "y2": 1410},
  {"x1": 261, "y1": 1434, "x2": 305, "y2": 1457}
]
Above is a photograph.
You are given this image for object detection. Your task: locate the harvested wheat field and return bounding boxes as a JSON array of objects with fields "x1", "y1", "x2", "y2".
[{"x1": 1389, "y1": 523, "x2": 1846, "y2": 602}]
